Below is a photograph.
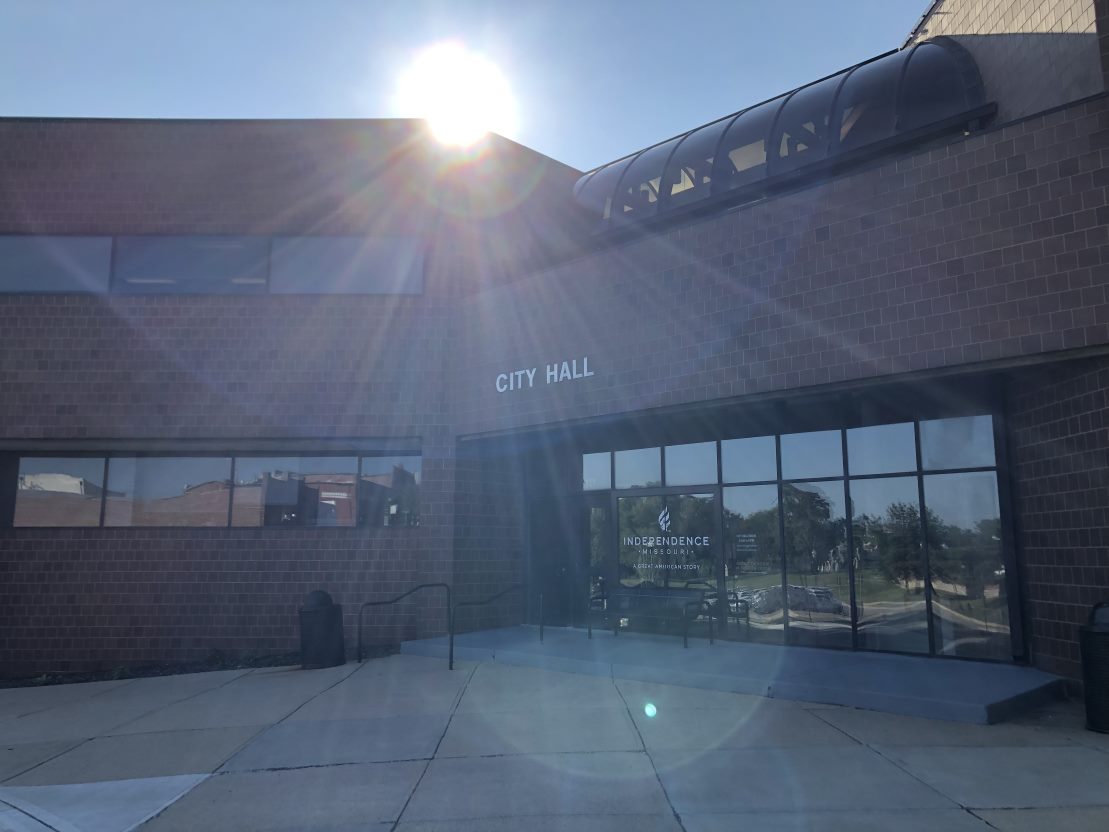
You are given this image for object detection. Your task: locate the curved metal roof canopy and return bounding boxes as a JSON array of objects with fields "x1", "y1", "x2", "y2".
[{"x1": 575, "y1": 37, "x2": 992, "y2": 230}]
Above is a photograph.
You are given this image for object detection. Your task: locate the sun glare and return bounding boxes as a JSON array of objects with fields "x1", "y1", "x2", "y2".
[{"x1": 395, "y1": 41, "x2": 518, "y2": 147}]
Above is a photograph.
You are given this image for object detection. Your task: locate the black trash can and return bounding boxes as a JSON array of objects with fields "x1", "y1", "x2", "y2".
[
  {"x1": 1080, "y1": 601, "x2": 1109, "y2": 733},
  {"x1": 299, "y1": 590, "x2": 346, "y2": 669}
]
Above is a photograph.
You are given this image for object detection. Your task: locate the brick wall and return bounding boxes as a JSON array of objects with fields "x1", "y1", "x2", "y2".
[
  {"x1": 1008, "y1": 355, "x2": 1109, "y2": 680},
  {"x1": 909, "y1": 0, "x2": 1101, "y2": 123},
  {"x1": 454, "y1": 94, "x2": 1109, "y2": 436}
]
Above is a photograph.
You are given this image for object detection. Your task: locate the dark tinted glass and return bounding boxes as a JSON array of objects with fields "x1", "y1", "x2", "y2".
[
  {"x1": 104, "y1": 457, "x2": 231, "y2": 527},
  {"x1": 713, "y1": 99, "x2": 784, "y2": 191},
  {"x1": 780, "y1": 430, "x2": 843, "y2": 479},
  {"x1": 664, "y1": 442, "x2": 716, "y2": 486},
  {"x1": 613, "y1": 139, "x2": 681, "y2": 220},
  {"x1": 614, "y1": 448, "x2": 661, "y2": 489},
  {"x1": 924, "y1": 471, "x2": 1010, "y2": 661},
  {"x1": 721, "y1": 435, "x2": 777, "y2": 483},
  {"x1": 232, "y1": 457, "x2": 357, "y2": 527},
  {"x1": 0, "y1": 236, "x2": 111, "y2": 293},
  {"x1": 270, "y1": 236, "x2": 423, "y2": 295},
  {"x1": 15, "y1": 457, "x2": 105, "y2": 527},
  {"x1": 832, "y1": 51, "x2": 907, "y2": 152},
  {"x1": 847, "y1": 422, "x2": 916, "y2": 475},
  {"x1": 575, "y1": 157, "x2": 635, "y2": 220},
  {"x1": 723, "y1": 485, "x2": 783, "y2": 642},
  {"x1": 850, "y1": 476, "x2": 929, "y2": 654},
  {"x1": 783, "y1": 480, "x2": 851, "y2": 647},
  {"x1": 769, "y1": 74, "x2": 842, "y2": 174},
  {"x1": 114, "y1": 236, "x2": 269, "y2": 294},
  {"x1": 899, "y1": 42, "x2": 971, "y2": 132},
  {"x1": 919, "y1": 415, "x2": 995, "y2": 470},
  {"x1": 582, "y1": 452, "x2": 611, "y2": 491},
  {"x1": 359, "y1": 456, "x2": 420, "y2": 527},
  {"x1": 659, "y1": 119, "x2": 731, "y2": 208}
]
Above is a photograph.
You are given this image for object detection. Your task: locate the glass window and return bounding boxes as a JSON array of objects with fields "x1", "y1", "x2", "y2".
[
  {"x1": 664, "y1": 442, "x2": 717, "y2": 487},
  {"x1": 104, "y1": 457, "x2": 231, "y2": 527},
  {"x1": 614, "y1": 448, "x2": 661, "y2": 489},
  {"x1": 847, "y1": 422, "x2": 917, "y2": 475},
  {"x1": 713, "y1": 99, "x2": 784, "y2": 192},
  {"x1": 231, "y1": 457, "x2": 357, "y2": 527},
  {"x1": 769, "y1": 74, "x2": 842, "y2": 175},
  {"x1": 14, "y1": 457, "x2": 105, "y2": 527},
  {"x1": 898, "y1": 42, "x2": 974, "y2": 132},
  {"x1": 831, "y1": 52, "x2": 907, "y2": 153},
  {"x1": 270, "y1": 236, "x2": 423, "y2": 295},
  {"x1": 924, "y1": 471, "x2": 1009, "y2": 661},
  {"x1": 113, "y1": 236, "x2": 269, "y2": 294},
  {"x1": 659, "y1": 119, "x2": 731, "y2": 208},
  {"x1": 783, "y1": 480, "x2": 851, "y2": 647},
  {"x1": 919, "y1": 415, "x2": 995, "y2": 470},
  {"x1": 612, "y1": 138, "x2": 682, "y2": 220},
  {"x1": 582, "y1": 452, "x2": 611, "y2": 491},
  {"x1": 617, "y1": 493, "x2": 716, "y2": 592},
  {"x1": 0, "y1": 236, "x2": 111, "y2": 293},
  {"x1": 780, "y1": 430, "x2": 843, "y2": 479},
  {"x1": 850, "y1": 476, "x2": 929, "y2": 654},
  {"x1": 359, "y1": 456, "x2": 420, "y2": 527},
  {"x1": 723, "y1": 485, "x2": 783, "y2": 642},
  {"x1": 574, "y1": 157, "x2": 635, "y2": 221},
  {"x1": 721, "y1": 435, "x2": 777, "y2": 483}
]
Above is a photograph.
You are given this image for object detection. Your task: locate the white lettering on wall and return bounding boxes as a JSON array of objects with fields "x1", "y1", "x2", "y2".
[{"x1": 495, "y1": 356, "x2": 594, "y2": 393}]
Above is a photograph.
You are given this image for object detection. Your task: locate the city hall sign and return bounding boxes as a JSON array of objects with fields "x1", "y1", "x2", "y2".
[{"x1": 495, "y1": 355, "x2": 594, "y2": 393}]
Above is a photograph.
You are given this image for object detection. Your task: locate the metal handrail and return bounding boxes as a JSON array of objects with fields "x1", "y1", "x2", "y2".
[
  {"x1": 451, "y1": 583, "x2": 524, "y2": 647},
  {"x1": 357, "y1": 582, "x2": 453, "y2": 669}
]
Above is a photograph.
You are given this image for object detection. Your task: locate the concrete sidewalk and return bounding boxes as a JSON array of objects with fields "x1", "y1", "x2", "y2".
[{"x1": 0, "y1": 655, "x2": 1106, "y2": 831}]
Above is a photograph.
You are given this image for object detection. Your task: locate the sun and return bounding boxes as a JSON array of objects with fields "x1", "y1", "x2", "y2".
[{"x1": 394, "y1": 41, "x2": 518, "y2": 147}]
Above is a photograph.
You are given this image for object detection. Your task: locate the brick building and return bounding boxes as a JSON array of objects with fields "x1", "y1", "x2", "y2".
[{"x1": 2, "y1": 0, "x2": 1108, "y2": 685}]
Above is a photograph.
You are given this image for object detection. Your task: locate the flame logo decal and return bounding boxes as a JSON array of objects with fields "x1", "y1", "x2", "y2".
[{"x1": 658, "y1": 506, "x2": 671, "y2": 532}]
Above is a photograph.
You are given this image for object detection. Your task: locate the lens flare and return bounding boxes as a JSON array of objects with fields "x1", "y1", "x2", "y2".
[
  {"x1": 394, "y1": 41, "x2": 518, "y2": 147},
  {"x1": 644, "y1": 703, "x2": 658, "y2": 718}
]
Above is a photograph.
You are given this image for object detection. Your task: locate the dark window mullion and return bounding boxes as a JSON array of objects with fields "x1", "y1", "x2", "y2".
[{"x1": 915, "y1": 421, "x2": 937, "y2": 656}]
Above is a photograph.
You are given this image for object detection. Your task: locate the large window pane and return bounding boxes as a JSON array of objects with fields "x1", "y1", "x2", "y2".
[
  {"x1": 919, "y1": 415, "x2": 995, "y2": 470},
  {"x1": 614, "y1": 448, "x2": 661, "y2": 489},
  {"x1": 612, "y1": 139, "x2": 681, "y2": 220},
  {"x1": 14, "y1": 457, "x2": 105, "y2": 527},
  {"x1": 0, "y1": 236, "x2": 111, "y2": 293},
  {"x1": 582, "y1": 452, "x2": 611, "y2": 491},
  {"x1": 660, "y1": 118, "x2": 731, "y2": 208},
  {"x1": 783, "y1": 481, "x2": 851, "y2": 647},
  {"x1": 617, "y1": 493, "x2": 717, "y2": 597},
  {"x1": 104, "y1": 457, "x2": 231, "y2": 527},
  {"x1": 114, "y1": 236, "x2": 269, "y2": 294},
  {"x1": 713, "y1": 99, "x2": 783, "y2": 191},
  {"x1": 780, "y1": 430, "x2": 843, "y2": 479},
  {"x1": 847, "y1": 422, "x2": 917, "y2": 475},
  {"x1": 723, "y1": 485, "x2": 783, "y2": 643},
  {"x1": 232, "y1": 457, "x2": 356, "y2": 527},
  {"x1": 270, "y1": 236, "x2": 423, "y2": 295},
  {"x1": 924, "y1": 471, "x2": 1010, "y2": 661},
  {"x1": 850, "y1": 476, "x2": 929, "y2": 654},
  {"x1": 575, "y1": 157, "x2": 634, "y2": 221},
  {"x1": 359, "y1": 456, "x2": 421, "y2": 527},
  {"x1": 832, "y1": 52, "x2": 906, "y2": 153},
  {"x1": 721, "y1": 435, "x2": 777, "y2": 483},
  {"x1": 899, "y1": 42, "x2": 975, "y2": 133},
  {"x1": 664, "y1": 442, "x2": 717, "y2": 487}
]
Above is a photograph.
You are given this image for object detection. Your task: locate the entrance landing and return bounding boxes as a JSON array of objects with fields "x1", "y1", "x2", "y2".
[{"x1": 401, "y1": 626, "x2": 1064, "y2": 724}]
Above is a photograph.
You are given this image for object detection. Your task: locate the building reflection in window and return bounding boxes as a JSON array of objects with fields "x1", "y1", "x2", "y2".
[
  {"x1": 231, "y1": 457, "x2": 357, "y2": 527},
  {"x1": 358, "y1": 456, "x2": 421, "y2": 527},
  {"x1": 14, "y1": 457, "x2": 106, "y2": 527},
  {"x1": 924, "y1": 471, "x2": 1009, "y2": 661},
  {"x1": 104, "y1": 457, "x2": 231, "y2": 527}
]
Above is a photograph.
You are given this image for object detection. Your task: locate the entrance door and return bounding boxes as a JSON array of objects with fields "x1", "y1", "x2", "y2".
[
  {"x1": 529, "y1": 495, "x2": 582, "y2": 627},
  {"x1": 582, "y1": 493, "x2": 613, "y2": 628}
]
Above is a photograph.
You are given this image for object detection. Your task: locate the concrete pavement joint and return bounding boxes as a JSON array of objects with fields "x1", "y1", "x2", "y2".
[
  {"x1": 389, "y1": 660, "x2": 479, "y2": 832},
  {"x1": 0, "y1": 795, "x2": 66, "y2": 832},
  {"x1": 966, "y1": 807, "x2": 1003, "y2": 829},
  {"x1": 613, "y1": 673, "x2": 687, "y2": 832}
]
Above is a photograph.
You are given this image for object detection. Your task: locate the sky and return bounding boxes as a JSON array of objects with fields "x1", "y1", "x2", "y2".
[{"x1": 1, "y1": 0, "x2": 931, "y2": 172}]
